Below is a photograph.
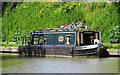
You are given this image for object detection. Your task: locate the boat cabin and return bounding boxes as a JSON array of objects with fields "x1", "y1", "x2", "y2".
[{"x1": 30, "y1": 29, "x2": 101, "y2": 46}]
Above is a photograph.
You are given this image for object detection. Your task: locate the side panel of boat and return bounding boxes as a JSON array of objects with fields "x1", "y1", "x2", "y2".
[
  {"x1": 31, "y1": 32, "x2": 76, "y2": 46},
  {"x1": 18, "y1": 46, "x2": 74, "y2": 57},
  {"x1": 18, "y1": 45, "x2": 99, "y2": 57}
]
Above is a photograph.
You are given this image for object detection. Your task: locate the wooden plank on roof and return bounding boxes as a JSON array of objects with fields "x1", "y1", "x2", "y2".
[{"x1": 79, "y1": 29, "x2": 99, "y2": 32}]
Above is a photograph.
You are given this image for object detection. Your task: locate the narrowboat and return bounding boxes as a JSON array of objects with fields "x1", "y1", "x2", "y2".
[{"x1": 18, "y1": 23, "x2": 109, "y2": 58}]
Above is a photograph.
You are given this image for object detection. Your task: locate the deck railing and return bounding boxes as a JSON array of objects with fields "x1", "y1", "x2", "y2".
[{"x1": 22, "y1": 37, "x2": 30, "y2": 46}]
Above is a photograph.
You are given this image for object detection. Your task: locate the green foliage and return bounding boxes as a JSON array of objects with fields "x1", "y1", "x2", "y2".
[
  {"x1": 2, "y1": 2, "x2": 22, "y2": 16},
  {"x1": 109, "y1": 25, "x2": 120, "y2": 43},
  {"x1": 84, "y1": 2, "x2": 119, "y2": 43},
  {"x1": 2, "y1": 2, "x2": 120, "y2": 43}
]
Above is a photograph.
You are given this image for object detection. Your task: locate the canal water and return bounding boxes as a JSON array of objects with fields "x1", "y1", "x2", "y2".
[{"x1": 1, "y1": 53, "x2": 119, "y2": 73}]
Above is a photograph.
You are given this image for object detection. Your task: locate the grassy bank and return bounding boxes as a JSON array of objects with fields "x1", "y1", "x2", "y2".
[
  {"x1": 0, "y1": 42, "x2": 20, "y2": 47},
  {"x1": 102, "y1": 43, "x2": 120, "y2": 49}
]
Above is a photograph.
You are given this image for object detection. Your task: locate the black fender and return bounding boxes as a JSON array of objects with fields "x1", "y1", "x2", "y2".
[{"x1": 97, "y1": 46, "x2": 109, "y2": 58}]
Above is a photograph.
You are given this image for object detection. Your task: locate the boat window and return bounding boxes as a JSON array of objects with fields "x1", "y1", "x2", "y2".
[
  {"x1": 90, "y1": 36, "x2": 93, "y2": 44},
  {"x1": 81, "y1": 33, "x2": 83, "y2": 44},
  {"x1": 44, "y1": 35, "x2": 47, "y2": 45},
  {"x1": 33, "y1": 36, "x2": 38, "y2": 45},
  {"x1": 65, "y1": 35, "x2": 71, "y2": 45},
  {"x1": 95, "y1": 33, "x2": 98, "y2": 39},
  {"x1": 39, "y1": 36, "x2": 43, "y2": 45}
]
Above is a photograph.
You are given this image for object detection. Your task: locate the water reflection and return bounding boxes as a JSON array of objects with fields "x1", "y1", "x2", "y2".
[{"x1": 1, "y1": 54, "x2": 118, "y2": 73}]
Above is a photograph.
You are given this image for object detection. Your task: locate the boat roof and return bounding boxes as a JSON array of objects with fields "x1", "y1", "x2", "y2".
[{"x1": 31, "y1": 28, "x2": 100, "y2": 34}]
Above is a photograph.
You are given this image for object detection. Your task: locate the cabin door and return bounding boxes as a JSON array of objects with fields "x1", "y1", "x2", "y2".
[
  {"x1": 84, "y1": 34, "x2": 93, "y2": 45},
  {"x1": 79, "y1": 32, "x2": 95, "y2": 46},
  {"x1": 84, "y1": 32, "x2": 95, "y2": 45}
]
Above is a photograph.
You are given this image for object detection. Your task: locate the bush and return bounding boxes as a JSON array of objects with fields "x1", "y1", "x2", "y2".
[
  {"x1": 109, "y1": 25, "x2": 120, "y2": 43},
  {"x1": 2, "y1": 2, "x2": 120, "y2": 43}
]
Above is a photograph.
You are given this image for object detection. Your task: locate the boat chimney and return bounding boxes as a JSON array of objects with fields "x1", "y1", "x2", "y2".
[{"x1": 84, "y1": 24, "x2": 88, "y2": 29}]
